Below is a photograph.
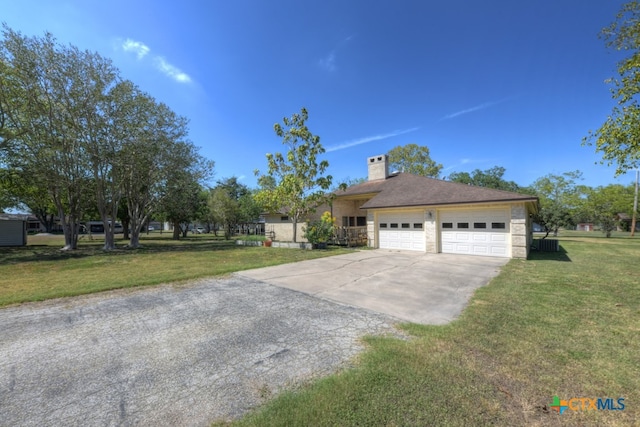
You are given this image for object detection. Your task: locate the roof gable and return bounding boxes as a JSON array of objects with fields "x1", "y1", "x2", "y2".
[{"x1": 336, "y1": 173, "x2": 537, "y2": 209}]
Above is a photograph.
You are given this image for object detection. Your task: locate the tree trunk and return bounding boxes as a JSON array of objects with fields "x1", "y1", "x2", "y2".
[
  {"x1": 122, "y1": 217, "x2": 130, "y2": 240},
  {"x1": 292, "y1": 218, "x2": 298, "y2": 243},
  {"x1": 172, "y1": 221, "x2": 181, "y2": 240},
  {"x1": 60, "y1": 213, "x2": 80, "y2": 251}
]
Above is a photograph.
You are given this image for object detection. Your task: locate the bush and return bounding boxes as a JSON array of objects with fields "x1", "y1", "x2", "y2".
[{"x1": 303, "y1": 211, "x2": 336, "y2": 244}]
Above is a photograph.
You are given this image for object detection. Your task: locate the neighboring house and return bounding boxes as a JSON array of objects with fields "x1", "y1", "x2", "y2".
[
  {"x1": 576, "y1": 223, "x2": 594, "y2": 232},
  {"x1": 265, "y1": 154, "x2": 539, "y2": 258},
  {"x1": 0, "y1": 214, "x2": 28, "y2": 246},
  {"x1": 615, "y1": 213, "x2": 630, "y2": 231}
]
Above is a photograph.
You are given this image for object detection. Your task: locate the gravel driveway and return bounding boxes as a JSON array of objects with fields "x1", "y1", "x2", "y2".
[{"x1": 0, "y1": 276, "x2": 399, "y2": 426}]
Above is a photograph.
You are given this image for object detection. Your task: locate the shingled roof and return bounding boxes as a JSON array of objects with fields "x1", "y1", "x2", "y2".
[{"x1": 336, "y1": 173, "x2": 538, "y2": 209}]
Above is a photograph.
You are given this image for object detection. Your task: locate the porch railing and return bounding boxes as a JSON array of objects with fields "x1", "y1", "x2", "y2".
[{"x1": 331, "y1": 226, "x2": 368, "y2": 247}]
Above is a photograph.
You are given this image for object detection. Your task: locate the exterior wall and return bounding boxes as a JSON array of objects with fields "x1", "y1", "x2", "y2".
[
  {"x1": 266, "y1": 216, "x2": 307, "y2": 242},
  {"x1": 510, "y1": 203, "x2": 528, "y2": 259},
  {"x1": 0, "y1": 220, "x2": 27, "y2": 246},
  {"x1": 367, "y1": 212, "x2": 375, "y2": 247},
  {"x1": 425, "y1": 209, "x2": 437, "y2": 253},
  {"x1": 329, "y1": 199, "x2": 364, "y2": 220}
]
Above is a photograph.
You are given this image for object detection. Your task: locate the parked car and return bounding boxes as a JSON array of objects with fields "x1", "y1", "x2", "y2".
[
  {"x1": 195, "y1": 227, "x2": 205, "y2": 234},
  {"x1": 147, "y1": 226, "x2": 154, "y2": 231}
]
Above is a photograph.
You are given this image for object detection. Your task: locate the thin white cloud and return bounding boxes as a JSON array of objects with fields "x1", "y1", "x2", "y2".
[
  {"x1": 122, "y1": 39, "x2": 150, "y2": 59},
  {"x1": 154, "y1": 57, "x2": 191, "y2": 83},
  {"x1": 442, "y1": 158, "x2": 491, "y2": 172},
  {"x1": 318, "y1": 51, "x2": 336, "y2": 72},
  {"x1": 326, "y1": 127, "x2": 420, "y2": 152},
  {"x1": 440, "y1": 98, "x2": 510, "y2": 121},
  {"x1": 120, "y1": 38, "x2": 191, "y2": 84},
  {"x1": 317, "y1": 35, "x2": 355, "y2": 73}
]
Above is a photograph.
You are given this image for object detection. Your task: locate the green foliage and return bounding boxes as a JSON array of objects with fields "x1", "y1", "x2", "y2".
[
  {"x1": 0, "y1": 25, "x2": 213, "y2": 249},
  {"x1": 583, "y1": 1, "x2": 640, "y2": 175},
  {"x1": 387, "y1": 143, "x2": 442, "y2": 177},
  {"x1": 529, "y1": 171, "x2": 583, "y2": 237},
  {"x1": 579, "y1": 184, "x2": 635, "y2": 237},
  {"x1": 254, "y1": 108, "x2": 334, "y2": 242},
  {"x1": 208, "y1": 177, "x2": 261, "y2": 240},
  {"x1": 303, "y1": 211, "x2": 336, "y2": 244},
  {"x1": 448, "y1": 166, "x2": 521, "y2": 192}
]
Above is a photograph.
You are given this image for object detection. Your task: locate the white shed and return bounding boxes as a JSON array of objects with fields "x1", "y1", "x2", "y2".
[{"x1": 0, "y1": 214, "x2": 28, "y2": 246}]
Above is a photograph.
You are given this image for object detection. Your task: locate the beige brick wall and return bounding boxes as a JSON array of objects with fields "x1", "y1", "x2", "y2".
[
  {"x1": 425, "y1": 210, "x2": 437, "y2": 253},
  {"x1": 367, "y1": 213, "x2": 375, "y2": 247},
  {"x1": 510, "y1": 203, "x2": 528, "y2": 259},
  {"x1": 264, "y1": 214, "x2": 309, "y2": 242}
]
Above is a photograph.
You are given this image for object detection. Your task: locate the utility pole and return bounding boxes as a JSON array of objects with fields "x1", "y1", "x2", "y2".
[{"x1": 632, "y1": 170, "x2": 639, "y2": 237}]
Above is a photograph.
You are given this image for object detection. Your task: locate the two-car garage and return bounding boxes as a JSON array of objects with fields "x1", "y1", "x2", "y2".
[{"x1": 376, "y1": 208, "x2": 511, "y2": 257}]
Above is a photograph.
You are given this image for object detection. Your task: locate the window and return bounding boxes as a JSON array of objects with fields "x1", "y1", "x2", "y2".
[
  {"x1": 280, "y1": 216, "x2": 289, "y2": 221},
  {"x1": 357, "y1": 216, "x2": 367, "y2": 226},
  {"x1": 380, "y1": 223, "x2": 388, "y2": 229},
  {"x1": 342, "y1": 216, "x2": 349, "y2": 227},
  {"x1": 413, "y1": 223, "x2": 423, "y2": 229},
  {"x1": 401, "y1": 223, "x2": 410, "y2": 229},
  {"x1": 390, "y1": 223, "x2": 399, "y2": 228},
  {"x1": 442, "y1": 222, "x2": 453, "y2": 229},
  {"x1": 492, "y1": 222, "x2": 506, "y2": 229},
  {"x1": 474, "y1": 222, "x2": 487, "y2": 229},
  {"x1": 457, "y1": 222, "x2": 469, "y2": 229}
]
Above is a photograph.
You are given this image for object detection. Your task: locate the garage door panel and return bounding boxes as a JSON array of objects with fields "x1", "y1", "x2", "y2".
[
  {"x1": 440, "y1": 209, "x2": 510, "y2": 258},
  {"x1": 379, "y1": 213, "x2": 425, "y2": 251}
]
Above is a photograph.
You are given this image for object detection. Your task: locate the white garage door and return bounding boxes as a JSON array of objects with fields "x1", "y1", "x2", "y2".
[
  {"x1": 440, "y1": 209, "x2": 510, "y2": 257},
  {"x1": 378, "y1": 212, "x2": 425, "y2": 251}
]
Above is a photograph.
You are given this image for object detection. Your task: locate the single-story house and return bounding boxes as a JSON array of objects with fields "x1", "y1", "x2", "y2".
[
  {"x1": 576, "y1": 223, "x2": 594, "y2": 232},
  {"x1": 265, "y1": 155, "x2": 539, "y2": 258},
  {"x1": 0, "y1": 214, "x2": 28, "y2": 246}
]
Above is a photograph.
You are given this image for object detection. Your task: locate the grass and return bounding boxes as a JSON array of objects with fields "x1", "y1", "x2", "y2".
[
  {"x1": 218, "y1": 231, "x2": 639, "y2": 426},
  {"x1": 0, "y1": 233, "x2": 352, "y2": 307}
]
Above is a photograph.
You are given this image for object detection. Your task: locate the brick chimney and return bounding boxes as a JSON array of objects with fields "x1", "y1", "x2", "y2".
[{"x1": 367, "y1": 154, "x2": 389, "y2": 181}]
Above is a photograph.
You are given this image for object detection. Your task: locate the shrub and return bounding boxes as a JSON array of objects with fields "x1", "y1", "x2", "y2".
[{"x1": 303, "y1": 211, "x2": 336, "y2": 244}]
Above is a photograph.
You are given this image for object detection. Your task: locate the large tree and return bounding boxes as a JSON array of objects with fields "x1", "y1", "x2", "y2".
[
  {"x1": 0, "y1": 26, "x2": 103, "y2": 249},
  {"x1": 448, "y1": 166, "x2": 520, "y2": 192},
  {"x1": 209, "y1": 177, "x2": 261, "y2": 239},
  {"x1": 584, "y1": 1, "x2": 640, "y2": 175},
  {"x1": 529, "y1": 171, "x2": 583, "y2": 237},
  {"x1": 387, "y1": 143, "x2": 442, "y2": 177},
  {"x1": 254, "y1": 108, "x2": 334, "y2": 242}
]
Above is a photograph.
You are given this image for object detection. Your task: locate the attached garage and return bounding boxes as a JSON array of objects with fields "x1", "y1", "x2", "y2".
[
  {"x1": 378, "y1": 211, "x2": 425, "y2": 251},
  {"x1": 440, "y1": 209, "x2": 510, "y2": 257}
]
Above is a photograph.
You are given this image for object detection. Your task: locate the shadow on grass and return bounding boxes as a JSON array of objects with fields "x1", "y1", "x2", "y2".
[
  {"x1": 528, "y1": 244, "x2": 571, "y2": 262},
  {"x1": 0, "y1": 238, "x2": 244, "y2": 265}
]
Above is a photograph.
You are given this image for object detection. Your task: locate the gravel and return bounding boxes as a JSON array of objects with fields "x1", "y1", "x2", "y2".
[{"x1": 0, "y1": 275, "x2": 400, "y2": 426}]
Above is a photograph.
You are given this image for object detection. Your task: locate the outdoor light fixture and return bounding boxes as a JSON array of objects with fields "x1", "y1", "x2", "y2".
[{"x1": 427, "y1": 211, "x2": 433, "y2": 220}]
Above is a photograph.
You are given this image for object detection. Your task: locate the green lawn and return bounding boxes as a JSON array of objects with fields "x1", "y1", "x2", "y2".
[
  {"x1": 0, "y1": 233, "x2": 352, "y2": 307},
  {"x1": 220, "y1": 232, "x2": 639, "y2": 426}
]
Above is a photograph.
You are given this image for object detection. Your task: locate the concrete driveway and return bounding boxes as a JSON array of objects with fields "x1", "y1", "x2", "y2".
[{"x1": 238, "y1": 250, "x2": 509, "y2": 324}]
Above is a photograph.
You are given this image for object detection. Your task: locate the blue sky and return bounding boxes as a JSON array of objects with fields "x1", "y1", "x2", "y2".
[{"x1": 2, "y1": 0, "x2": 635, "y2": 189}]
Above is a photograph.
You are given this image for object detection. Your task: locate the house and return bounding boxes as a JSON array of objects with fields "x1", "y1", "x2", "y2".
[
  {"x1": 576, "y1": 223, "x2": 594, "y2": 232},
  {"x1": 265, "y1": 154, "x2": 539, "y2": 258},
  {"x1": 0, "y1": 214, "x2": 28, "y2": 246}
]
